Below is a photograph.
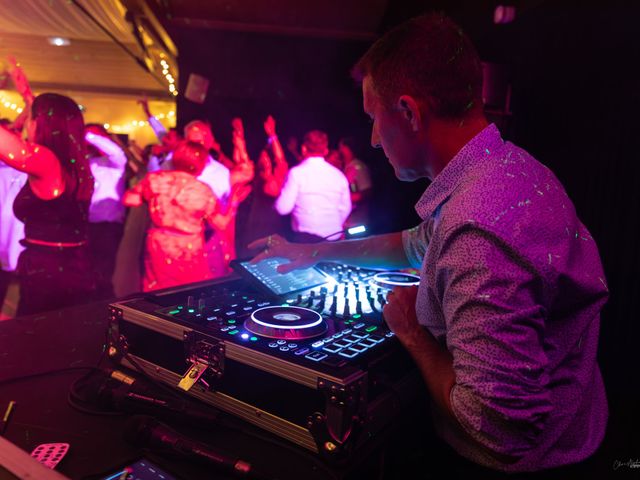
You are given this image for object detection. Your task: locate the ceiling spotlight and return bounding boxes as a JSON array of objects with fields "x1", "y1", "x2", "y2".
[{"x1": 48, "y1": 37, "x2": 71, "y2": 47}]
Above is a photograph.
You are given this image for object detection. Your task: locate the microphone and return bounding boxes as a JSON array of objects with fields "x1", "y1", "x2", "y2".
[
  {"x1": 124, "y1": 415, "x2": 255, "y2": 477},
  {"x1": 80, "y1": 370, "x2": 219, "y2": 427}
]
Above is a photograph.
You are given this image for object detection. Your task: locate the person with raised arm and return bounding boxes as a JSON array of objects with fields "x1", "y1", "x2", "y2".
[
  {"x1": 259, "y1": 115, "x2": 288, "y2": 198},
  {"x1": 0, "y1": 58, "x2": 95, "y2": 315},
  {"x1": 138, "y1": 95, "x2": 181, "y2": 172},
  {"x1": 84, "y1": 124, "x2": 128, "y2": 299},
  {"x1": 237, "y1": 115, "x2": 291, "y2": 256},
  {"x1": 123, "y1": 141, "x2": 250, "y2": 291}
]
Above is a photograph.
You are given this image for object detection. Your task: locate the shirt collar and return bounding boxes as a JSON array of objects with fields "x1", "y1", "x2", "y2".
[
  {"x1": 414, "y1": 123, "x2": 504, "y2": 220},
  {"x1": 301, "y1": 155, "x2": 326, "y2": 165}
]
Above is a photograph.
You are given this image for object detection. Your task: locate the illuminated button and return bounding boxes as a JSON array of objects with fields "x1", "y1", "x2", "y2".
[
  {"x1": 243, "y1": 306, "x2": 253, "y2": 311},
  {"x1": 287, "y1": 343, "x2": 298, "y2": 349},
  {"x1": 227, "y1": 319, "x2": 236, "y2": 324},
  {"x1": 338, "y1": 348, "x2": 359, "y2": 358},
  {"x1": 342, "y1": 329, "x2": 352, "y2": 335},
  {"x1": 268, "y1": 342, "x2": 278, "y2": 348},
  {"x1": 206, "y1": 316, "x2": 217, "y2": 321},
  {"x1": 333, "y1": 340, "x2": 350, "y2": 348},
  {"x1": 241, "y1": 333, "x2": 249, "y2": 340},
  {"x1": 188, "y1": 309, "x2": 195, "y2": 313},
  {"x1": 257, "y1": 302, "x2": 270, "y2": 307},
  {"x1": 177, "y1": 305, "x2": 184, "y2": 309},
  {"x1": 353, "y1": 323, "x2": 366, "y2": 329},
  {"x1": 294, "y1": 347, "x2": 310, "y2": 356},
  {"x1": 305, "y1": 351, "x2": 328, "y2": 362},
  {"x1": 368, "y1": 334, "x2": 385, "y2": 343},
  {"x1": 365, "y1": 325, "x2": 378, "y2": 333},
  {"x1": 225, "y1": 311, "x2": 236, "y2": 316},
  {"x1": 322, "y1": 344, "x2": 343, "y2": 353},
  {"x1": 351, "y1": 332, "x2": 369, "y2": 339},
  {"x1": 385, "y1": 331, "x2": 395, "y2": 337},
  {"x1": 359, "y1": 338, "x2": 377, "y2": 348},
  {"x1": 246, "y1": 299, "x2": 256, "y2": 304},
  {"x1": 331, "y1": 332, "x2": 344, "y2": 339},
  {"x1": 279, "y1": 346, "x2": 290, "y2": 352},
  {"x1": 311, "y1": 341, "x2": 324, "y2": 348},
  {"x1": 228, "y1": 329, "x2": 239, "y2": 335},
  {"x1": 168, "y1": 309, "x2": 180, "y2": 315},
  {"x1": 348, "y1": 344, "x2": 368, "y2": 353},
  {"x1": 221, "y1": 326, "x2": 231, "y2": 332},
  {"x1": 250, "y1": 336, "x2": 258, "y2": 341},
  {"x1": 276, "y1": 340, "x2": 287, "y2": 345},
  {"x1": 342, "y1": 335, "x2": 360, "y2": 343},
  {"x1": 352, "y1": 314, "x2": 362, "y2": 319}
]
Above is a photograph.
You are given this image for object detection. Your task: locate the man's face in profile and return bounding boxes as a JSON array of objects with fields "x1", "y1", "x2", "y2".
[{"x1": 363, "y1": 76, "x2": 422, "y2": 181}]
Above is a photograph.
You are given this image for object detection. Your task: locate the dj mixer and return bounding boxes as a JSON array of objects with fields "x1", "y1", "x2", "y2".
[{"x1": 107, "y1": 258, "x2": 422, "y2": 461}]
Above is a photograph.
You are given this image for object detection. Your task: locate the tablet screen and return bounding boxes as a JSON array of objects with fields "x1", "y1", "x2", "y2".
[{"x1": 233, "y1": 257, "x2": 328, "y2": 296}]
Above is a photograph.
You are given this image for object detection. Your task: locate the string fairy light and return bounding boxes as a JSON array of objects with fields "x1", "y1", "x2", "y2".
[
  {"x1": 0, "y1": 91, "x2": 25, "y2": 118},
  {"x1": 159, "y1": 56, "x2": 179, "y2": 97},
  {"x1": 1, "y1": 90, "x2": 175, "y2": 136}
]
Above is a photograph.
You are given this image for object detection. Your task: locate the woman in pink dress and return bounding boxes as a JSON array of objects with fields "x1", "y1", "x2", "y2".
[{"x1": 123, "y1": 141, "x2": 250, "y2": 291}]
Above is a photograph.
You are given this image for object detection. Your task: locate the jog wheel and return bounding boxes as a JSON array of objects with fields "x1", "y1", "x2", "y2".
[{"x1": 244, "y1": 306, "x2": 327, "y2": 340}]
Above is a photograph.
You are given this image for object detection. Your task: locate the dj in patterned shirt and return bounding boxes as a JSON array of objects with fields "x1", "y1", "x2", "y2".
[{"x1": 249, "y1": 13, "x2": 608, "y2": 476}]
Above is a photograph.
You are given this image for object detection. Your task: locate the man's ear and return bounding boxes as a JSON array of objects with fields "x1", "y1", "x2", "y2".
[{"x1": 397, "y1": 95, "x2": 422, "y2": 132}]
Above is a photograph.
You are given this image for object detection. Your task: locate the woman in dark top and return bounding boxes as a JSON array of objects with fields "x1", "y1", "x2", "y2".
[{"x1": 0, "y1": 59, "x2": 94, "y2": 315}]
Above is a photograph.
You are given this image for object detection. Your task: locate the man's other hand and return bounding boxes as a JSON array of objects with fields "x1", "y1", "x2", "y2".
[{"x1": 247, "y1": 234, "x2": 320, "y2": 273}]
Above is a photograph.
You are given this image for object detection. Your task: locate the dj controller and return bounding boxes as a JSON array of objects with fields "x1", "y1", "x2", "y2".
[{"x1": 107, "y1": 258, "x2": 422, "y2": 461}]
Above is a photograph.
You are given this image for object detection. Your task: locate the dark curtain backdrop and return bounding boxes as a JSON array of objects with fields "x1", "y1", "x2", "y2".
[
  {"x1": 171, "y1": 0, "x2": 639, "y2": 460},
  {"x1": 170, "y1": 26, "x2": 428, "y2": 247}
]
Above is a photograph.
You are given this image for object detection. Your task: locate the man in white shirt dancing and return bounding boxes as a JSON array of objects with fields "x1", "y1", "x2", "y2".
[{"x1": 275, "y1": 130, "x2": 351, "y2": 242}]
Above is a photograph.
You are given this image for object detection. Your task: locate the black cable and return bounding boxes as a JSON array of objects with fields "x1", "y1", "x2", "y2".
[
  {"x1": 105, "y1": 328, "x2": 200, "y2": 406},
  {"x1": 321, "y1": 229, "x2": 347, "y2": 241},
  {"x1": 69, "y1": 0, "x2": 168, "y2": 91}
]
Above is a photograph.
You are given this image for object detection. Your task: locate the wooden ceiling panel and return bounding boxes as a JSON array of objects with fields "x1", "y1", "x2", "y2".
[
  {"x1": 164, "y1": 0, "x2": 388, "y2": 40},
  {"x1": 0, "y1": 32, "x2": 164, "y2": 95}
]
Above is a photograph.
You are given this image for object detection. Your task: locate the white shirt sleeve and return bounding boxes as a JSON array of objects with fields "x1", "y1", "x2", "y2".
[
  {"x1": 338, "y1": 176, "x2": 352, "y2": 224},
  {"x1": 219, "y1": 165, "x2": 231, "y2": 204},
  {"x1": 85, "y1": 132, "x2": 127, "y2": 168},
  {"x1": 274, "y1": 170, "x2": 298, "y2": 215},
  {"x1": 148, "y1": 115, "x2": 167, "y2": 141}
]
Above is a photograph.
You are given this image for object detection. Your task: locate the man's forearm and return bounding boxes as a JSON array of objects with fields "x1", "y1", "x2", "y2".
[
  {"x1": 399, "y1": 328, "x2": 456, "y2": 420},
  {"x1": 313, "y1": 231, "x2": 410, "y2": 270}
]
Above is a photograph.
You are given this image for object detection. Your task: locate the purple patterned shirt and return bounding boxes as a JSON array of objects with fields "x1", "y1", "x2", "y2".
[{"x1": 402, "y1": 124, "x2": 608, "y2": 472}]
